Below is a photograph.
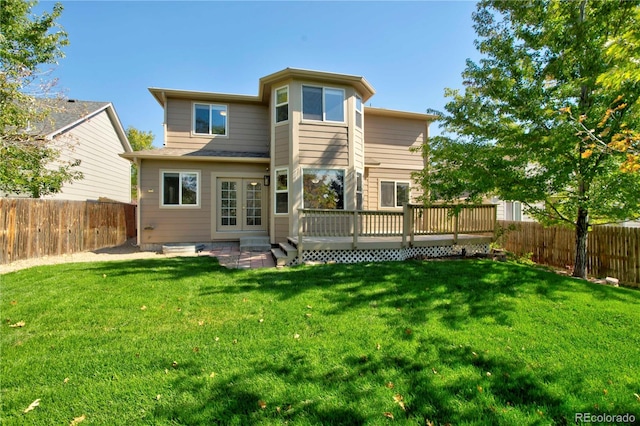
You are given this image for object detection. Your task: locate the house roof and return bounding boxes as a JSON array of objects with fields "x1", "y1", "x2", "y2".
[
  {"x1": 31, "y1": 98, "x2": 132, "y2": 152},
  {"x1": 149, "y1": 67, "x2": 377, "y2": 107},
  {"x1": 121, "y1": 148, "x2": 270, "y2": 163},
  {"x1": 364, "y1": 106, "x2": 438, "y2": 122}
]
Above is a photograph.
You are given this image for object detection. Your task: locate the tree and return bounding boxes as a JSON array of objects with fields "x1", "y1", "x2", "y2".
[
  {"x1": 414, "y1": 0, "x2": 640, "y2": 279},
  {"x1": 126, "y1": 126, "x2": 155, "y2": 200},
  {"x1": 0, "y1": 0, "x2": 78, "y2": 198}
]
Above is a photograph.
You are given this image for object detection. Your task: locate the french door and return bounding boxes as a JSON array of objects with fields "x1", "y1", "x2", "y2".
[{"x1": 217, "y1": 178, "x2": 265, "y2": 232}]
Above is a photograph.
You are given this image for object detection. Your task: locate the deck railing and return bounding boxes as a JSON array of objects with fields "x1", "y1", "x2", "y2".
[{"x1": 298, "y1": 204, "x2": 497, "y2": 254}]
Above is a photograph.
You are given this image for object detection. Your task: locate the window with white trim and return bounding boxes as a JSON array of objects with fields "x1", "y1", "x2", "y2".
[
  {"x1": 193, "y1": 103, "x2": 227, "y2": 136},
  {"x1": 355, "y1": 95, "x2": 363, "y2": 128},
  {"x1": 162, "y1": 171, "x2": 200, "y2": 206},
  {"x1": 380, "y1": 181, "x2": 409, "y2": 208},
  {"x1": 275, "y1": 168, "x2": 289, "y2": 214},
  {"x1": 303, "y1": 168, "x2": 345, "y2": 210},
  {"x1": 275, "y1": 86, "x2": 289, "y2": 123},
  {"x1": 302, "y1": 86, "x2": 345, "y2": 122}
]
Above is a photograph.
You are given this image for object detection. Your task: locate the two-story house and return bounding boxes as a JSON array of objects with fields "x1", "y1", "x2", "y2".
[{"x1": 123, "y1": 68, "x2": 437, "y2": 252}]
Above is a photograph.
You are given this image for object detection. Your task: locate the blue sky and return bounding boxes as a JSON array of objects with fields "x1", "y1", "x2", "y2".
[{"x1": 41, "y1": 1, "x2": 481, "y2": 147}]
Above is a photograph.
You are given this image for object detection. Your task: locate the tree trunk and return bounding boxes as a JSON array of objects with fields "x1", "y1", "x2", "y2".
[{"x1": 573, "y1": 207, "x2": 589, "y2": 278}]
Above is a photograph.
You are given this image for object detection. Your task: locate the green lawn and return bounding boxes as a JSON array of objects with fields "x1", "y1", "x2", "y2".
[{"x1": 1, "y1": 258, "x2": 639, "y2": 425}]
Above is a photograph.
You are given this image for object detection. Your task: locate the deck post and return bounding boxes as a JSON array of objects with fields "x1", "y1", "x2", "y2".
[
  {"x1": 453, "y1": 211, "x2": 459, "y2": 244},
  {"x1": 352, "y1": 210, "x2": 358, "y2": 249},
  {"x1": 402, "y1": 204, "x2": 409, "y2": 247},
  {"x1": 298, "y1": 209, "x2": 304, "y2": 262}
]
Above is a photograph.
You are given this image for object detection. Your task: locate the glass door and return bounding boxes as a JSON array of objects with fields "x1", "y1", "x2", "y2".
[{"x1": 217, "y1": 178, "x2": 265, "y2": 232}]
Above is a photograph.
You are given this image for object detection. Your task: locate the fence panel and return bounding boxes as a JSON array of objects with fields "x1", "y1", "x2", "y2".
[
  {"x1": 497, "y1": 221, "x2": 639, "y2": 288},
  {"x1": 0, "y1": 198, "x2": 136, "y2": 265}
]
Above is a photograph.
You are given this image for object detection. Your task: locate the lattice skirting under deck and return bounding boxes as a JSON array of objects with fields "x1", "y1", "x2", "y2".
[{"x1": 288, "y1": 243, "x2": 490, "y2": 266}]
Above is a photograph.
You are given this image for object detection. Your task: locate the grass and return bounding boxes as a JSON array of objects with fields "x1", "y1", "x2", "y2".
[{"x1": 1, "y1": 258, "x2": 639, "y2": 425}]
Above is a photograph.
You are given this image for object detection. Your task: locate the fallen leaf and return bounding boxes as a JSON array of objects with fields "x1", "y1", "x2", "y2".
[
  {"x1": 192, "y1": 347, "x2": 199, "y2": 353},
  {"x1": 70, "y1": 414, "x2": 86, "y2": 425},
  {"x1": 258, "y1": 400, "x2": 267, "y2": 409},
  {"x1": 383, "y1": 412, "x2": 394, "y2": 419},
  {"x1": 23, "y1": 399, "x2": 40, "y2": 413},
  {"x1": 486, "y1": 372, "x2": 492, "y2": 377},
  {"x1": 209, "y1": 372, "x2": 216, "y2": 378},
  {"x1": 9, "y1": 321, "x2": 25, "y2": 328},
  {"x1": 376, "y1": 343, "x2": 381, "y2": 350},
  {"x1": 306, "y1": 305, "x2": 312, "y2": 309},
  {"x1": 432, "y1": 368, "x2": 438, "y2": 375},
  {"x1": 603, "y1": 389, "x2": 608, "y2": 395},
  {"x1": 102, "y1": 274, "x2": 107, "y2": 278},
  {"x1": 140, "y1": 305, "x2": 147, "y2": 311},
  {"x1": 472, "y1": 351, "x2": 478, "y2": 357},
  {"x1": 385, "y1": 382, "x2": 394, "y2": 389},
  {"x1": 176, "y1": 308, "x2": 181, "y2": 312},
  {"x1": 393, "y1": 394, "x2": 406, "y2": 411},
  {"x1": 634, "y1": 392, "x2": 640, "y2": 402},
  {"x1": 243, "y1": 298, "x2": 248, "y2": 302},
  {"x1": 305, "y1": 313, "x2": 312, "y2": 318},
  {"x1": 10, "y1": 300, "x2": 17, "y2": 305},
  {"x1": 215, "y1": 336, "x2": 220, "y2": 341},
  {"x1": 477, "y1": 386, "x2": 483, "y2": 393},
  {"x1": 259, "y1": 318, "x2": 264, "y2": 323},
  {"x1": 233, "y1": 339, "x2": 238, "y2": 344},
  {"x1": 198, "y1": 320, "x2": 204, "y2": 326},
  {"x1": 426, "y1": 419, "x2": 434, "y2": 426},
  {"x1": 63, "y1": 377, "x2": 69, "y2": 383},
  {"x1": 164, "y1": 369, "x2": 168, "y2": 374},
  {"x1": 537, "y1": 409, "x2": 544, "y2": 416},
  {"x1": 171, "y1": 361, "x2": 178, "y2": 368},
  {"x1": 293, "y1": 333, "x2": 300, "y2": 339},
  {"x1": 156, "y1": 395, "x2": 161, "y2": 401}
]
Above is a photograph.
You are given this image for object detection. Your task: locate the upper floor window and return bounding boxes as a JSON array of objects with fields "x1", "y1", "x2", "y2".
[
  {"x1": 162, "y1": 170, "x2": 200, "y2": 207},
  {"x1": 194, "y1": 103, "x2": 227, "y2": 136},
  {"x1": 355, "y1": 95, "x2": 363, "y2": 128},
  {"x1": 302, "y1": 86, "x2": 345, "y2": 122},
  {"x1": 380, "y1": 181, "x2": 409, "y2": 208},
  {"x1": 275, "y1": 86, "x2": 289, "y2": 123}
]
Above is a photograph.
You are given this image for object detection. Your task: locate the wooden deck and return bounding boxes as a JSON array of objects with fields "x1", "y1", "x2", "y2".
[{"x1": 288, "y1": 233, "x2": 493, "y2": 251}]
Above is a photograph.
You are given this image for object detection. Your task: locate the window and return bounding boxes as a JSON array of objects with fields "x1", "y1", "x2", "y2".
[
  {"x1": 302, "y1": 86, "x2": 345, "y2": 122},
  {"x1": 162, "y1": 171, "x2": 199, "y2": 206},
  {"x1": 275, "y1": 86, "x2": 289, "y2": 123},
  {"x1": 355, "y1": 95, "x2": 363, "y2": 128},
  {"x1": 275, "y1": 168, "x2": 288, "y2": 214},
  {"x1": 193, "y1": 103, "x2": 227, "y2": 136},
  {"x1": 380, "y1": 181, "x2": 409, "y2": 208},
  {"x1": 303, "y1": 169, "x2": 344, "y2": 210},
  {"x1": 356, "y1": 172, "x2": 363, "y2": 210}
]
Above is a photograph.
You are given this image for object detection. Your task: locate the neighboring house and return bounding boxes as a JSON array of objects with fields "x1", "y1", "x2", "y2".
[
  {"x1": 4, "y1": 99, "x2": 133, "y2": 203},
  {"x1": 490, "y1": 198, "x2": 537, "y2": 222},
  {"x1": 123, "y1": 68, "x2": 435, "y2": 251}
]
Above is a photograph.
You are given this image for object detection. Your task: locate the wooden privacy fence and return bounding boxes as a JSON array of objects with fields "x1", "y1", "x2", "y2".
[
  {"x1": 1, "y1": 198, "x2": 136, "y2": 265},
  {"x1": 497, "y1": 221, "x2": 640, "y2": 288}
]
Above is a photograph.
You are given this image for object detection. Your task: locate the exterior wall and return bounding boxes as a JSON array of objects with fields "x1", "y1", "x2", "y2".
[
  {"x1": 354, "y1": 127, "x2": 364, "y2": 171},
  {"x1": 298, "y1": 124, "x2": 349, "y2": 166},
  {"x1": 274, "y1": 216, "x2": 289, "y2": 243},
  {"x1": 363, "y1": 114, "x2": 426, "y2": 210},
  {"x1": 164, "y1": 98, "x2": 269, "y2": 153},
  {"x1": 274, "y1": 123, "x2": 289, "y2": 167},
  {"x1": 138, "y1": 159, "x2": 267, "y2": 247},
  {"x1": 45, "y1": 109, "x2": 131, "y2": 203}
]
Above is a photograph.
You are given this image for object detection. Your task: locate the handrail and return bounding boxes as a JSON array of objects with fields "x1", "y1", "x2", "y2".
[{"x1": 298, "y1": 204, "x2": 497, "y2": 250}]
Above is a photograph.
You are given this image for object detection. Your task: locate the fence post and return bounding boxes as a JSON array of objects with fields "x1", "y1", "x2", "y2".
[
  {"x1": 297, "y1": 209, "x2": 304, "y2": 263},
  {"x1": 353, "y1": 210, "x2": 358, "y2": 249}
]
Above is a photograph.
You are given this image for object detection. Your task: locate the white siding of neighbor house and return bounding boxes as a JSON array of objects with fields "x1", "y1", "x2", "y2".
[
  {"x1": 164, "y1": 98, "x2": 269, "y2": 153},
  {"x1": 44, "y1": 109, "x2": 131, "y2": 203}
]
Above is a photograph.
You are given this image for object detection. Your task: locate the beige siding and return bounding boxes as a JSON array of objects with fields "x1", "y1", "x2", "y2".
[
  {"x1": 364, "y1": 115, "x2": 424, "y2": 169},
  {"x1": 45, "y1": 110, "x2": 131, "y2": 203},
  {"x1": 274, "y1": 216, "x2": 289, "y2": 243},
  {"x1": 365, "y1": 167, "x2": 421, "y2": 211},
  {"x1": 138, "y1": 159, "x2": 266, "y2": 244},
  {"x1": 298, "y1": 123, "x2": 348, "y2": 166},
  {"x1": 274, "y1": 123, "x2": 289, "y2": 166},
  {"x1": 354, "y1": 127, "x2": 364, "y2": 171},
  {"x1": 165, "y1": 98, "x2": 269, "y2": 153}
]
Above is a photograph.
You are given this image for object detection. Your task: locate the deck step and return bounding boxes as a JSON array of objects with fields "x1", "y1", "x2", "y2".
[
  {"x1": 278, "y1": 242, "x2": 297, "y2": 256},
  {"x1": 239, "y1": 236, "x2": 271, "y2": 252},
  {"x1": 270, "y1": 248, "x2": 288, "y2": 267}
]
